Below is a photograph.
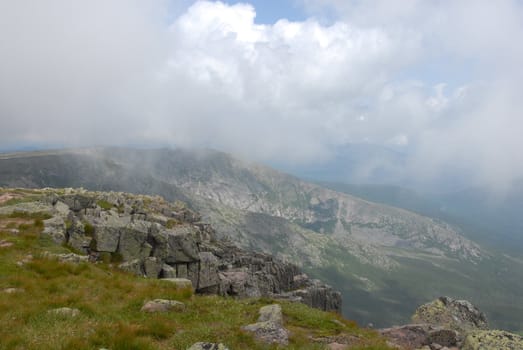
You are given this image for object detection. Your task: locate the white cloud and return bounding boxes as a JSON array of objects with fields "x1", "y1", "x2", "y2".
[{"x1": 1, "y1": 0, "x2": 523, "y2": 190}]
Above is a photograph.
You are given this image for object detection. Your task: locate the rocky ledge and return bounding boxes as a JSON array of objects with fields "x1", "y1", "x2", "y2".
[
  {"x1": 2, "y1": 188, "x2": 341, "y2": 313},
  {"x1": 381, "y1": 296, "x2": 523, "y2": 350}
]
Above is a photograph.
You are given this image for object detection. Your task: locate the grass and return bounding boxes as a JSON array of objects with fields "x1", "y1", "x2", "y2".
[{"x1": 0, "y1": 192, "x2": 394, "y2": 350}]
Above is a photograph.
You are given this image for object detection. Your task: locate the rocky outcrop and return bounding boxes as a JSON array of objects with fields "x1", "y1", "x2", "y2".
[
  {"x1": 462, "y1": 330, "x2": 523, "y2": 350},
  {"x1": 412, "y1": 297, "x2": 488, "y2": 334},
  {"x1": 382, "y1": 296, "x2": 521, "y2": 350},
  {"x1": 38, "y1": 189, "x2": 341, "y2": 313},
  {"x1": 242, "y1": 304, "x2": 289, "y2": 345}
]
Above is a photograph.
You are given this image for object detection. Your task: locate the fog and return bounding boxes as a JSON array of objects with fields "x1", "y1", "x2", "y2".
[{"x1": 1, "y1": 0, "x2": 523, "y2": 192}]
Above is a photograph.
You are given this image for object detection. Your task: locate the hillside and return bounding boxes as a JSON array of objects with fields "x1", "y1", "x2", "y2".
[
  {"x1": 1, "y1": 148, "x2": 523, "y2": 331},
  {"x1": 0, "y1": 187, "x2": 392, "y2": 349}
]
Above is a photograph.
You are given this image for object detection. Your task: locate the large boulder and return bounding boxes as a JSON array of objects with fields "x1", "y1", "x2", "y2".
[
  {"x1": 43, "y1": 215, "x2": 66, "y2": 244},
  {"x1": 462, "y1": 330, "x2": 523, "y2": 350},
  {"x1": 412, "y1": 296, "x2": 488, "y2": 334},
  {"x1": 242, "y1": 304, "x2": 289, "y2": 345},
  {"x1": 117, "y1": 221, "x2": 151, "y2": 261},
  {"x1": 140, "y1": 299, "x2": 185, "y2": 313},
  {"x1": 150, "y1": 225, "x2": 200, "y2": 263}
]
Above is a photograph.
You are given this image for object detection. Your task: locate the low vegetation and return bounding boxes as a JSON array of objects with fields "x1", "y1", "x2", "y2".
[{"x1": 0, "y1": 192, "x2": 393, "y2": 350}]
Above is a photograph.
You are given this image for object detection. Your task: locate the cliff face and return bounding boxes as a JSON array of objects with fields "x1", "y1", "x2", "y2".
[{"x1": 4, "y1": 188, "x2": 341, "y2": 313}]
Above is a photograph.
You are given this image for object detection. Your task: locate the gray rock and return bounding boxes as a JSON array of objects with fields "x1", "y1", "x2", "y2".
[
  {"x1": 160, "y1": 263, "x2": 177, "y2": 278},
  {"x1": 242, "y1": 304, "x2": 289, "y2": 345},
  {"x1": 3, "y1": 288, "x2": 24, "y2": 294},
  {"x1": 48, "y1": 307, "x2": 81, "y2": 317},
  {"x1": 45, "y1": 252, "x2": 89, "y2": 264},
  {"x1": 427, "y1": 329, "x2": 458, "y2": 347},
  {"x1": 287, "y1": 280, "x2": 342, "y2": 312},
  {"x1": 219, "y1": 270, "x2": 261, "y2": 298},
  {"x1": 144, "y1": 257, "x2": 162, "y2": 278},
  {"x1": 118, "y1": 221, "x2": 150, "y2": 261},
  {"x1": 43, "y1": 215, "x2": 66, "y2": 244},
  {"x1": 176, "y1": 263, "x2": 188, "y2": 278},
  {"x1": 53, "y1": 200, "x2": 70, "y2": 217},
  {"x1": 187, "y1": 343, "x2": 229, "y2": 350},
  {"x1": 93, "y1": 226, "x2": 120, "y2": 252},
  {"x1": 412, "y1": 296, "x2": 488, "y2": 334},
  {"x1": 67, "y1": 220, "x2": 91, "y2": 253},
  {"x1": 60, "y1": 194, "x2": 95, "y2": 212},
  {"x1": 140, "y1": 299, "x2": 185, "y2": 313},
  {"x1": 197, "y1": 252, "x2": 220, "y2": 290},
  {"x1": 462, "y1": 330, "x2": 523, "y2": 350},
  {"x1": 151, "y1": 225, "x2": 200, "y2": 263}
]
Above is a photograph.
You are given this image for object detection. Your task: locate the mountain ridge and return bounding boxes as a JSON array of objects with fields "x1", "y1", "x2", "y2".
[{"x1": 1, "y1": 147, "x2": 522, "y2": 331}]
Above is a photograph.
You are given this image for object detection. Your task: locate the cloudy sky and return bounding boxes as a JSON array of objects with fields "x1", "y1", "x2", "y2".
[{"x1": 1, "y1": 0, "x2": 522, "y2": 190}]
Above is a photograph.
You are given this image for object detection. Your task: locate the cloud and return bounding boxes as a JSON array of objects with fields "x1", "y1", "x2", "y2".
[{"x1": 1, "y1": 0, "x2": 523, "y2": 191}]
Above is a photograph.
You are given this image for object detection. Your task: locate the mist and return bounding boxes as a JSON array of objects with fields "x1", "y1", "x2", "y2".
[{"x1": 1, "y1": 0, "x2": 523, "y2": 193}]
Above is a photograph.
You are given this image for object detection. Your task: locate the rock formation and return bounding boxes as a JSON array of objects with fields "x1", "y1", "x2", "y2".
[
  {"x1": 29, "y1": 188, "x2": 341, "y2": 313},
  {"x1": 381, "y1": 296, "x2": 523, "y2": 350}
]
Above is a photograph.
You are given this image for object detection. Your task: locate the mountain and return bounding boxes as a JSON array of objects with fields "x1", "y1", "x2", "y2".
[
  {"x1": 1, "y1": 147, "x2": 523, "y2": 331},
  {"x1": 321, "y1": 181, "x2": 523, "y2": 255}
]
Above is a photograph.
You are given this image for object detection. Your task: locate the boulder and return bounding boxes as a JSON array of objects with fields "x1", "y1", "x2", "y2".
[
  {"x1": 150, "y1": 225, "x2": 200, "y2": 263},
  {"x1": 117, "y1": 221, "x2": 150, "y2": 261},
  {"x1": 242, "y1": 304, "x2": 289, "y2": 345},
  {"x1": 197, "y1": 252, "x2": 220, "y2": 290},
  {"x1": 45, "y1": 252, "x2": 89, "y2": 264},
  {"x1": 42, "y1": 215, "x2": 67, "y2": 244},
  {"x1": 140, "y1": 299, "x2": 185, "y2": 313},
  {"x1": 287, "y1": 280, "x2": 342, "y2": 312},
  {"x1": 48, "y1": 307, "x2": 81, "y2": 317},
  {"x1": 160, "y1": 264, "x2": 177, "y2": 278},
  {"x1": 144, "y1": 257, "x2": 162, "y2": 278},
  {"x1": 462, "y1": 330, "x2": 523, "y2": 350},
  {"x1": 412, "y1": 297, "x2": 488, "y2": 334},
  {"x1": 93, "y1": 226, "x2": 120, "y2": 252},
  {"x1": 60, "y1": 194, "x2": 95, "y2": 212}
]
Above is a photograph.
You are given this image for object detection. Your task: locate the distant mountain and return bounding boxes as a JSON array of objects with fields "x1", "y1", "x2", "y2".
[
  {"x1": 321, "y1": 181, "x2": 523, "y2": 255},
  {"x1": 1, "y1": 147, "x2": 523, "y2": 331}
]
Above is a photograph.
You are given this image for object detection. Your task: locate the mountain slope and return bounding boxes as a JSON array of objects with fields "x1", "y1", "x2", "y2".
[
  {"x1": 1, "y1": 147, "x2": 523, "y2": 331},
  {"x1": 0, "y1": 187, "x2": 389, "y2": 349}
]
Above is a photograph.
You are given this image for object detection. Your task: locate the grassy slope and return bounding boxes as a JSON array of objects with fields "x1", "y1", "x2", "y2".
[{"x1": 0, "y1": 191, "x2": 392, "y2": 350}]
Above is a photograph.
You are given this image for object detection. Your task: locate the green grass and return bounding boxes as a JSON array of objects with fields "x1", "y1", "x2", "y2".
[{"x1": 0, "y1": 191, "x2": 393, "y2": 350}]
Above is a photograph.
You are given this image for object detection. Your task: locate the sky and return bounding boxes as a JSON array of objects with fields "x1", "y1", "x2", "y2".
[{"x1": 1, "y1": 0, "x2": 523, "y2": 191}]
